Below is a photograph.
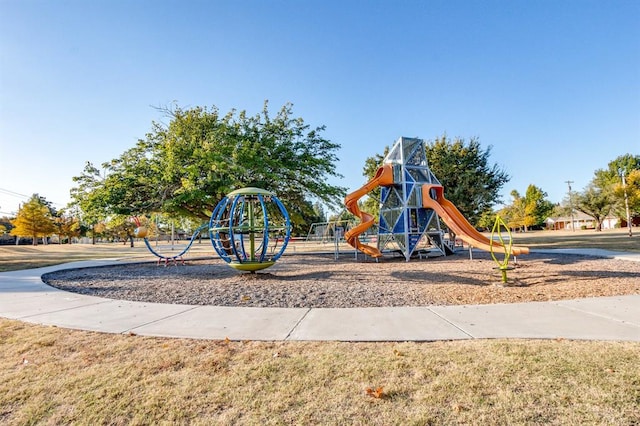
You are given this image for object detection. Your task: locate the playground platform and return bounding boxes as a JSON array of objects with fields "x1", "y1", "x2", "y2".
[{"x1": 1, "y1": 249, "x2": 639, "y2": 342}]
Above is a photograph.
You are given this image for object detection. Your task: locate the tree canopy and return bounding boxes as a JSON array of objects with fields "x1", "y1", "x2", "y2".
[
  {"x1": 501, "y1": 185, "x2": 554, "y2": 231},
  {"x1": 425, "y1": 136, "x2": 510, "y2": 225},
  {"x1": 575, "y1": 183, "x2": 615, "y2": 231},
  {"x1": 70, "y1": 102, "x2": 346, "y2": 234},
  {"x1": 10, "y1": 194, "x2": 56, "y2": 245},
  {"x1": 594, "y1": 154, "x2": 640, "y2": 222},
  {"x1": 574, "y1": 153, "x2": 640, "y2": 230},
  {"x1": 593, "y1": 153, "x2": 640, "y2": 189},
  {"x1": 53, "y1": 211, "x2": 81, "y2": 244}
]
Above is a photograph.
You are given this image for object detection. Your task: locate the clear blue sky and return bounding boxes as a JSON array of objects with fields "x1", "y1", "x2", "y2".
[{"x1": 1, "y1": 0, "x2": 639, "y2": 216}]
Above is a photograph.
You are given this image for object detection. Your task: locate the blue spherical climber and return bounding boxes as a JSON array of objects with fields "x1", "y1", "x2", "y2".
[{"x1": 209, "y1": 187, "x2": 291, "y2": 271}]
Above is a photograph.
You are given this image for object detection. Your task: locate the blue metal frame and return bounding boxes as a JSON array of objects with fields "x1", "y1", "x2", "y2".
[
  {"x1": 377, "y1": 137, "x2": 445, "y2": 260},
  {"x1": 271, "y1": 196, "x2": 291, "y2": 261},
  {"x1": 229, "y1": 195, "x2": 244, "y2": 263},
  {"x1": 257, "y1": 194, "x2": 268, "y2": 262},
  {"x1": 209, "y1": 197, "x2": 232, "y2": 263},
  {"x1": 209, "y1": 189, "x2": 291, "y2": 267},
  {"x1": 143, "y1": 223, "x2": 209, "y2": 262}
]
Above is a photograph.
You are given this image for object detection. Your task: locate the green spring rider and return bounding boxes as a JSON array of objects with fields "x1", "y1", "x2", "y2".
[{"x1": 489, "y1": 215, "x2": 515, "y2": 284}]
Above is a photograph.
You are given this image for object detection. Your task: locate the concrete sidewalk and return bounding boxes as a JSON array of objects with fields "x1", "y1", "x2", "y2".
[{"x1": 1, "y1": 249, "x2": 639, "y2": 342}]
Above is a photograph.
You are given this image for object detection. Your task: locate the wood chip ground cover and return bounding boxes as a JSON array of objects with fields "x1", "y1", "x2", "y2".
[{"x1": 43, "y1": 252, "x2": 640, "y2": 307}]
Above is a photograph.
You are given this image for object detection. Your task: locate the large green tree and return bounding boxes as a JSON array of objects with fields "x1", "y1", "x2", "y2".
[
  {"x1": 425, "y1": 136, "x2": 510, "y2": 225},
  {"x1": 593, "y1": 154, "x2": 640, "y2": 189},
  {"x1": 575, "y1": 184, "x2": 615, "y2": 231},
  {"x1": 105, "y1": 215, "x2": 137, "y2": 246},
  {"x1": 70, "y1": 162, "x2": 111, "y2": 244},
  {"x1": 53, "y1": 210, "x2": 81, "y2": 244},
  {"x1": 502, "y1": 191, "x2": 526, "y2": 231},
  {"x1": 71, "y1": 102, "x2": 346, "y2": 235},
  {"x1": 584, "y1": 153, "x2": 639, "y2": 229},
  {"x1": 10, "y1": 194, "x2": 56, "y2": 245}
]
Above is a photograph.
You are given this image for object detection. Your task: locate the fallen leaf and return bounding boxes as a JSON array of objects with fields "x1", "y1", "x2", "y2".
[
  {"x1": 393, "y1": 349, "x2": 404, "y2": 357},
  {"x1": 241, "y1": 295, "x2": 251, "y2": 302},
  {"x1": 366, "y1": 386, "x2": 385, "y2": 399},
  {"x1": 452, "y1": 403, "x2": 468, "y2": 412}
]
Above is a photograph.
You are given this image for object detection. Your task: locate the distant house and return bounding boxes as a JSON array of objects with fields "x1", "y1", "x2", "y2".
[{"x1": 545, "y1": 212, "x2": 619, "y2": 230}]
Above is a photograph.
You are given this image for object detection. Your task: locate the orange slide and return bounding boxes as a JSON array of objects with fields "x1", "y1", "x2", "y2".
[
  {"x1": 344, "y1": 164, "x2": 394, "y2": 257},
  {"x1": 421, "y1": 185, "x2": 529, "y2": 256}
]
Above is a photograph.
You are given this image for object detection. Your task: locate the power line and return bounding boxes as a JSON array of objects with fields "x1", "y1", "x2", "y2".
[
  {"x1": 0, "y1": 187, "x2": 65, "y2": 206},
  {"x1": 0, "y1": 187, "x2": 30, "y2": 199}
]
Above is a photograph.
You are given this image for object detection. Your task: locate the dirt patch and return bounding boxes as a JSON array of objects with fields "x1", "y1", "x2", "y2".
[{"x1": 42, "y1": 252, "x2": 640, "y2": 308}]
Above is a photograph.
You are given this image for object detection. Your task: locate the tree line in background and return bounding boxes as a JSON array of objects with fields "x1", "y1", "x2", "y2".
[
  {"x1": 499, "y1": 153, "x2": 639, "y2": 232},
  {"x1": 0, "y1": 198, "x2": 207, "y2": 246},
  {"x1": 2, "y1": 102, "x2": 638, "y2": 245},
  {"x1": 357, "y1": 137, "x2": 638, "y2": 233},
  {"x1": 0, "y1": 195, "x2": 80, "y2": 245}
]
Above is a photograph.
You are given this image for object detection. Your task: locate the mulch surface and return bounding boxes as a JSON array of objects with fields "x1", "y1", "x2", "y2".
[{"x1": 42, "y1": 251, "x2": 640, "y2": 308}]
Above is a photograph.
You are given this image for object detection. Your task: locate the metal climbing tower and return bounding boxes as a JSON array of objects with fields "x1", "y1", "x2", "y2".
[{"x1": 376, "y1": 137, "x2": 450, "y2": 261}]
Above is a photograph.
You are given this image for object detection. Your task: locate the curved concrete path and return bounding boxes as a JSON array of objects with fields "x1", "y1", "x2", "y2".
[{"x1": 1, "y1": 249, "x2": 639, "y2": 342}]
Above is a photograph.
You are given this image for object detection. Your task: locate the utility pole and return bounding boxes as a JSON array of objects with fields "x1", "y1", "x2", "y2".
[
  {"x1": 565, "y1": 181, "x2": 575, "y2": 231},
  {"x1": 620, "y1": 169, "x2": 633, "y2": 237}
]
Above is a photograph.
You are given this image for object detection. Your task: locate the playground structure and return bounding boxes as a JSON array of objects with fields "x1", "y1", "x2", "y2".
[
  {"x1": 133, "y1": 217, "x2": 209, "y2": 265},
  {"x1": 490, "y1": 215, "x2": 516, "y2": 284},
  {"x1": 134, "y1": 187, "x2": 291, "y2": 271},
  {"x1": 345, "y1": 137, "x2": 529, "y2": 261},
  {"x1": 133, "y1": 138, "x2": 527, "y2": 267},
  {"x1": 306, "y1": 220, "x2": 356, "y2": 243},
  {"x1": 209, "y1": 187, "x2": 291, "y2": 271}
]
